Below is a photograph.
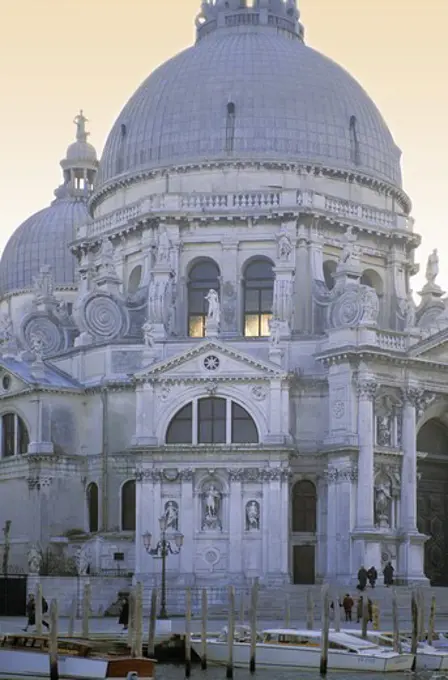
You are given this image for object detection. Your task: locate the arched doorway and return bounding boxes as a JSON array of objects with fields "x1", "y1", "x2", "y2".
[
  {"x1": 417, "y1": 418, "x2": 448, "y2": 585},
  {"x1": 291, "y1": 480, "x2": 317, "y2": 584}
]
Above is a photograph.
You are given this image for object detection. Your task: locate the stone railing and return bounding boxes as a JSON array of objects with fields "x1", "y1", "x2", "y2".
[
  {"x1": 375, "y1": 330, "x2": 409, "y2": 352},
  {"x1": 76, "y1": 189, "x2": 412, "y2": 241}
]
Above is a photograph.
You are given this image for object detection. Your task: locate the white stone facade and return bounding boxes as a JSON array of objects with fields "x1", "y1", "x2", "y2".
[{"x1": 1, "y1": 1, "x2": 448, "y2": 593}]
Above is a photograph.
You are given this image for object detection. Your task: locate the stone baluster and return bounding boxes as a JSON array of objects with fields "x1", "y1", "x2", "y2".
[{"x1": 356, "y1": 378, "x2": 376, "y2": 528}]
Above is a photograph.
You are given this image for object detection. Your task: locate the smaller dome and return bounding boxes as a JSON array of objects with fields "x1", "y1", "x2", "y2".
[{"x1": 66, "y1": 140, "x2": 97, "y2": 163}]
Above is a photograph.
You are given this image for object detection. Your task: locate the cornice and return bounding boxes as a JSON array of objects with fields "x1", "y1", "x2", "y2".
[{"x1": 89, "y1": 159, "x2": 411, "y2": 215}]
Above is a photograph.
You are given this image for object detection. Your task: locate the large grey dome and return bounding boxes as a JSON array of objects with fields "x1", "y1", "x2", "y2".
[
  {"x1": 0, "y1": 197, "x2": 88, "y2": 295},
  {"x1": 98, "y1": 23, "x2": 402, "y2": 190}
]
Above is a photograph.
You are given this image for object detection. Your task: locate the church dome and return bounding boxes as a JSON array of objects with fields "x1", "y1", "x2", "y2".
[
  {"x1": 97, "y1": 1, "x2": 402, "y2": 192},
  {"x1": 0, "y1": 112, "x2": 98, "y2": 296}
]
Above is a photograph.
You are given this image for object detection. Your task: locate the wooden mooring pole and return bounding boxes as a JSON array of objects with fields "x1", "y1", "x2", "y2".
[
  {"x1": 319, "y1": 584, "x2": 330, "y2": 676},
  {"x1": 306, "y1": 589, "x2": 314, "y2": 630},
  {"x1": 147, "y1": 588, "x2": 157, "y2": 659},
  {"x1": 49, "y1": 600, "x2": 59, "y2": 680},
  {"x1": 201, "y1": 588, "x2": 208, "y2": 670},
  {"x1": 185, "y1": 588, "x2": 192, "y2": 679},
  {"x1": 428, "y1": 595, "x2": 436, "y2": 646},
  {"x1": 35, "y1": 583, "x2": 43, "y2": 636},
  {"x1": 249, "y1": 580, "x2": 258, "y2": 674},
  {"x1": 82, "y1": 582, "x2": 90, "y2": 640},
  {"x1": 226, "y1": 586, "x2": 235, "y2": 680}
]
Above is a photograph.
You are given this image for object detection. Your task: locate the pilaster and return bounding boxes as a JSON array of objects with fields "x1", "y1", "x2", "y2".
[
  {"x1": 179, "y1": 469, "x2": 195, "y2": 580},
  {"x1": 220, "y1": 238, "x2": 239, "y2": 337},
  {"x1": 28, "y1": 397, "x2": 54, "y2": 455},
  {"x1": 132, "y1": 383, "x2": 157, "y2": 446},
  {"x1": 228, "y1": 470, "x2": 243, "y2": 576}
]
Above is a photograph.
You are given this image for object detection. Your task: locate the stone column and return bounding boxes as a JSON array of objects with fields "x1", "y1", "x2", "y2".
[
  {"x1": 228, "y1": 470, "x2": 243, "y2": 579},
  {"x1": 179, "y1": 469, "x2": 195, "y2": 583},
  {"x1": 356, "y1": 379, "x2": 376, "y2": 528},
  {"x1": 400, "y1": 388, "x2": 420, "y2": 531}
]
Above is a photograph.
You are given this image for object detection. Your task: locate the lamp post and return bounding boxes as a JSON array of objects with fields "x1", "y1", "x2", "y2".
[{"x1": 142, "y1": 515, "x2": 184, "y2": 619}]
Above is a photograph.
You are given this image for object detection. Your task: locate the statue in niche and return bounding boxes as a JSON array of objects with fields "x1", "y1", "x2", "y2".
[
  {"x1": 426, "y1": 249, "x2": 439, "y2": 286},
  {"x1": 268, "y1": 318, "x2": 281, "y2": 346},
  {"x1": 374, "y1": 478, "x2": 392, "y2": 529},
  {"x1": 399, "y1": 291, "x2": 417, "y2": 328},
  {"x1": 205, "y1": 289, "x2": 221, "y2": 325},
  {"x1": 376, "y1": 415, "x2": 393, "y2": 447},
  {"x1": 277, "y1": 229, "x2": 292, "y2": 262},
  {"x1": 164, "y1": 500, "x2": 179, "y2": 531},
  {"x1": 361, "y1": 288, "x2": 379, "y2": 324},
  {"x1": 155, "y1": 229, "x2": 171, "y2": 265},
  {"x1": 33, "y1": 265, "x2": 54, "y2": 299},
  {"x1": 142, "y1": 320, "x2": 155, "y2": 348},
  {"x1": 202, "y1": 483, "x2": 222, "y2": 531},
  {"x1": 0, "y1": 315, "x2": 13, "y2": 344},
  {"x1": 338, "y1": 226, "x2": 358, "y2": 268},
  {"x1": 245, "y1": 500, "x2": 260, "y2": 531},
  {"x1": 27, "y1": 545, "x2": 42, "y2": 575}
]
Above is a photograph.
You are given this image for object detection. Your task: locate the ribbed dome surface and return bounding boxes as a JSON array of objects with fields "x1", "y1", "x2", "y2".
[
  {"x1": 0, "y1": 197, "x2": 88, "y2": 294},
  {"x1": 98, "y1": 27, "x2": 402, "y2": 189}
]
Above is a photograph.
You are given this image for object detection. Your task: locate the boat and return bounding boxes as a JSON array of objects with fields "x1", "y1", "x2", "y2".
[
  {"x1": 343, "y1": 630, "x2": 448, "y2": 671},
  {"x1": 190, "y1": 627, "x2": 414, "y2": 672},
  {"x1": 0, "y1": 634, "x2": 156, "y2": 679}
]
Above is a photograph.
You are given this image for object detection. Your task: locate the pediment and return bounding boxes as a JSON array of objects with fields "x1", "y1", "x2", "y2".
[
  {"x1": 0, "y1": 361, "x2": 29, "y2": 396},
  {"x1": 409, "y1": 327, "x2": 448, "y2": 363},
  {"x1": 136, "y1": 340, "x2": 286, "y2": 383}
]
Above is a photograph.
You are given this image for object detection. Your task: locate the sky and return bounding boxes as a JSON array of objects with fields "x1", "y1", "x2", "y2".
[{"x1": 1, "y1": 0, "x2": 447, "y2": 294}]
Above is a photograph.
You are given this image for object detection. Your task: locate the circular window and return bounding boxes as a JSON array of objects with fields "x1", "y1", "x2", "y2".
[
  {"x1": 2, "y1": 375, "x2": 11, "y2": 391},
  {"x1": 203, "y1": 355, "x2": 220, "y2": 371}
]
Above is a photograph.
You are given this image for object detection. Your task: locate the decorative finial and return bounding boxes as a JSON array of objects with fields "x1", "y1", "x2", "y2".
[{"x1": 73, "y1": 110, "x2": 89, "y2": 143}]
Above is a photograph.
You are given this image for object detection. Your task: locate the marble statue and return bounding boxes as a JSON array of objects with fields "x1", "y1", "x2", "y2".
[
  {"x1": 142, "y1": 320, "x2": 155, "y2": 348},
  {"x1": 27, "y1": 545, "x2": 42, "y2": 574},
  {"x1": 399, "y1": 291, "x2": 417, "y2": 328},
  {"x1": 426, "y1": 248, "x2": 439, "y2": 286},
  {"x1": 375, "y1": 480, "x2": 391, "y2": 528},
  {"x1": 74, "y1": 110, "x2": 88, "y2": 141},
  {"x1": 164, "y1": 501, "x2": 179, "y2": 531},
  {"x1": 156, "y1": 229, "x2": 171, "y2": 265},
  {"x1": 98, "y1": 239, "x2": 116, "y2": 274},
  {"x1": 33, "y1": 265, "x2": 54, "y2": 299},
  {"x1": 75, "y1": 545, "x2": 91, "y2": 576},
  {"x1": 339, "y1": 225, "x2": 358, "y2": 267},
  {"x1": 376, "y1": 415, "x2": 392, "y2": 447},
  {"x1": 205, "y1": 289, "x2": 221, "y2": 325},
  {"x1": 245, "y1": 500, "x2": 260, "y2": 531},
  {"x1": 29, "y1": 334, "x2": 44, "y2": 361},
  {"x1": 277, "y1": 229, "x2": 292, "y2": 262},
  {"x1": 268, "y1": 318, "x2": 281, "y2": 346},
  {"x1": 0, "y1": 315, "x2": 13, "y2": 344},
  {"x1": 202, "y1": 484, "x2": 222, "y2": 531}
]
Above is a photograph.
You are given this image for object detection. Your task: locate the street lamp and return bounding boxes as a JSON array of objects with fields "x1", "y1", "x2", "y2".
[{"x1": 142, "y1": 516, "x2": 184, "y2": 619}]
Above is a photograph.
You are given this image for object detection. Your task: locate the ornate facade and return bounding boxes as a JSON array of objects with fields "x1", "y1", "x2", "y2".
[{"x1": 0, "y1": 0, "x2": 447, "y2": 588}]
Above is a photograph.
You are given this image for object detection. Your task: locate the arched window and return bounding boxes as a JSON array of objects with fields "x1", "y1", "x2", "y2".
[
  {"x1": 1, "y1": 413, "x2": 29, "y2": 458},
  {"x1": 323, "y1": 260, "x2": 337, "y2": 291},
  {"x1": 121, "y1": 480, "x2": 136, "y2": 532},
  {"x1": 87, "y1": 482, "x2": 99, "y2": 533},
  {"x1": 166, "y1": 398, "x2": 259, "y2": 445},
  {"x1": 292, "y1": 480, "x2": 317, "y2": 533},
  {"x1": 361, "y1": 269, "x2": 383, "y2": 296},
  {"x1": 128, "y1": 265, "x2": 142, "y2": 294},
  {"x1": 417, "y1": 419, "x2": 448, "y2": 456},
  {"x1": 188, "y1": 260, "x2": 220, "y2": 338},
  {"x1": 243, "y1": 259, "x2": 274, "y2": 337}
]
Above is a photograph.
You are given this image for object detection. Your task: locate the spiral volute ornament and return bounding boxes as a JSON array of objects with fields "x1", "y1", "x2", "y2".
[
  {"x1": 83, "y1": 293, "x2": 129, "y2": 340},
  {"x1": 22, "y1": 315, "x2": 65, "y2": 356},
  {"x1": 328, "y1": 289, "x2": 363, "y2": 328}
]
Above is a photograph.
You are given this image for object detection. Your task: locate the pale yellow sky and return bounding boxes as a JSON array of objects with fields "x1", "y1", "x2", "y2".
[{"x1": 1, "y1": 0, "x2": 447, "y2": 293}]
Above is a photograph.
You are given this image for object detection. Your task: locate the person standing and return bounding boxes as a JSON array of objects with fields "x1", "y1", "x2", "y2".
[
  {"x1": 367, "y1": 566, "x2": 378, "y2": 588},
  {"x1": 383, "y1": 561, "x2": 394, "y2": 586},
  {"x1": 357, "y1": 566, "x2": 368, "y2": 591},
  {"x1": 118, "y1": 595, "x2": 129, "y2": 631},
  {"x1": 342, "y1": 594, "x2": 354, "y2": 622},
  {"x1": 23, "y1": 594, "x2": 49, "y2": 632}
]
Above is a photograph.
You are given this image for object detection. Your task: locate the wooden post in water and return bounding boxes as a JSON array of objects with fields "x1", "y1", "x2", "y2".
[
  {"x1": 417, "y1": 587, "x2": 425, "y2": 642},
  {"x1": 49, "y1": 600, "x2": 59, "y2": 680},
  {"x1": 361, "y1": 596, "x2": 369, "y2": 639},
  {"x1": 147, "y1": 588, "x2": 157, "y2": 659},
  {"x1": 133, "y1": 582, "x2": 143, "y2": 658},
  {"x1": 319, "y1": 584, "x2": 330, "y2": 676},
  {"x1": 239, "y1": 589, "x2": 245, "y2": 624},
  {"x1": 68, "y1": 596, "x2": 77, "y2": 638},
  {"x1": 306, "y1": 589, "x2": 314, "y2": 630},
  {"x1": 201, "y1": 588, "x2": 208, "y2": 670},
  {"x1": 411, "y1": 589, "x2": 418, "y2": 669},
  {"x1": 35, "y1": 583, "x2": 43, "y2": 636},
  {"x1": 127, "y1": 590, "x2": 135, "y2": 649},
  {"x1": 428, "y1": 595, "x2": 436, "y2": 646},
  {"x1": 185, "y1": 587, "x2": 192, "y2": 679},
  {"x1": 334, "y1": 592, "x2": 341, "y2": 632},
  {"x1": 392, "y1": 589, "x2": 400, "y2": 653},
  {"x1": 227, "y1": 586, "x2": 235, "y2": 680},
  {"x1": 284, "y1": 593, "x2": 291, "y2": 628},
  {"x1": 82, "y1": 582, "x2": 90, "y2": 639},
  {"x1": 249, "y1": 580, "x2": 258, "y2": 674}
]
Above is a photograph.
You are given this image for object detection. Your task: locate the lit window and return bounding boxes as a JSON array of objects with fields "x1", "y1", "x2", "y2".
[{"x1": 243, "y1": 259, "x2": 274, "y2": 337}]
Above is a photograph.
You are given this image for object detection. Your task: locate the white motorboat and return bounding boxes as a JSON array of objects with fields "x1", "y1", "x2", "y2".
[
  {"x1": 0, "y1": 634, "x2": 156, "y2": 679},
  {"x1": 190, "y1": 627, "x2": 414, "y2": 672},
  {"x1": 343, "y1": 629, "x2": 448, "y2": 671}
]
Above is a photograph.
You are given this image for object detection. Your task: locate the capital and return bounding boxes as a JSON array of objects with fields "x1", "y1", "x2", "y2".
[
  {"x1": 356, "y1": 379, "x2": 377, "y2": 401},
  {"x1": 404, "y1": 386, "x2": 424, "y2": 408}
]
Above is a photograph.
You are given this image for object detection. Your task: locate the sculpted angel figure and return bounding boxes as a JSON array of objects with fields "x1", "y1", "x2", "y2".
[
  {"x1": 426, "y1": 248, "x2": 439, "y2": 286},
  {"x1": 205, "y1": 289, "x2": 220, "y2": 325},
  {"x1": 268, "y1": 318, "x2": 281, "y2": 346},
  {"x1": 156, "y1": 229, "x2": 171, "y2": 265},
  {"x1": 164, "y1": 501, "x2": 179, "y2": 531},
  {"x1": 277, "y1": 229, "x2": 292, "y2": 261},
  {"x1": 74, "y1": 110, "x2": 88, "y2": 141},
  {"x1": 339, "y1": 225, "x2": 358, "y2": 266},
  {"x1": 27, "y1": 545, "x2": 42, "y2": 575},
  {"x1": 246, "y1": 501, "x2": 260, "y2": 531},
  {"x1": 142, "y1": 320, "x2": 155, "y2": 348},
  {"x1": 399, "y1": 290, "x2": 416, "y2": 328},
  {"x1": 204, "y1": 484, "x2": 220, "y2": 519}
]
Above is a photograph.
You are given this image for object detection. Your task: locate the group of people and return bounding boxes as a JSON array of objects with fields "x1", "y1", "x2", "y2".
[
  {"x1": 338, "y1": 593, "x2": 373, "y2": 623},
  {"x1": 357, "y1": 562, "x2": 394, "y2": 591}
]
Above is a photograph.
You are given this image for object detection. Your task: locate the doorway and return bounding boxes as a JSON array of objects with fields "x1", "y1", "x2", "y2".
[{"x1": 293, "y1": 545, "x2": 315, "y2": 584}]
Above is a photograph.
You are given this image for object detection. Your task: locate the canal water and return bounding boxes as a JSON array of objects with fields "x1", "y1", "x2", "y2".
[{"x1": 157, "y1": 667, "x2": 442, "y2": 680}]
